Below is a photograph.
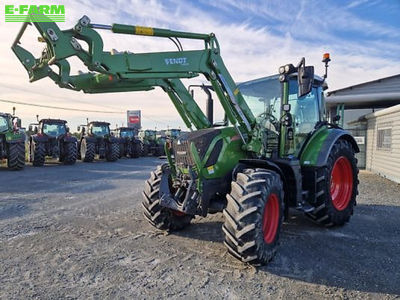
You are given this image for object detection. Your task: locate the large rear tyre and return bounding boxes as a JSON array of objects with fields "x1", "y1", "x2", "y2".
[
  {"x1": 305, "y1": 139, "x2": 359, "y2": 226},
  {"x1": 155, "y1": 145, "x2": 165, "y2": 157},
  {"x1": 141, "y1": 143, "x2": 149, "y2": 156},
  {"x1": 7, "y1": 142, "x2": 25, "y2": 170},
  {"x1": 81, "y1": 139, "x2": 95, "y2": 162},
  {"x1": 63, "y1": 142, "x2": 77, "y2": 165},
  {"x1": 142, "y1": 165, "x2": 193, "y2": 231},
  {"x1": 118, "y1": 143, "x2": 125, "y2": 158},
  {"x1": 31, "y1": 141, "x2": 45, "y2": 167},
  {"x1": 106, "y1": 142, "x2": 119, "y2": 162},
  {"x1": 130, "y1": 141, "x2": 141, "y2": 158},
  {"x1": 223, "y1": 168, "x2": 284, "y2": 266}
]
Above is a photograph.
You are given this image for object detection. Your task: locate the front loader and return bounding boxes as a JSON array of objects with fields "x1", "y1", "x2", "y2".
[
  {"x1": 12, "y1": 16, "x2": 359, "y2": 265},
  {"x1": 0, "y1": 112, "x2": 25, "y2": 170}
]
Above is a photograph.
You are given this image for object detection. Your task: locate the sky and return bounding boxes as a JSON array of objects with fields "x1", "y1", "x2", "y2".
[{"x1": 0, "y1": 0, "x2": 399, "y2": 130}]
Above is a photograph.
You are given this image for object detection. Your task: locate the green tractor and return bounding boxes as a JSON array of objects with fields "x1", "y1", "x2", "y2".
[
  {"x1": 114, "y1": 127, "x2": 141, "y2": 158},
  {"x1": 28, "y1": 118, "x2": 77, "y2": 166},
  {"x1": 12, "y1": 16, "x2": 359, "y2": 265},
  {"x1": 0, "y1": 112, "x2": 25, "y2": 170},
  {"x1": 77, "y1": 121, "x2": 119, "y2": 162},
  {"x1": 138, "y1": 129, "x2": 165, "y2": 157}
]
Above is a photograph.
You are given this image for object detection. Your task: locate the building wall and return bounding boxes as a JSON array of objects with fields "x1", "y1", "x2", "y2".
[{"x1": 366, "y1": 105, "x2": 400, "y2": 183}]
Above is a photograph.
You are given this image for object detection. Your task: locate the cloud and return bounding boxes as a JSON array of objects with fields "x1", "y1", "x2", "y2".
[{"x1": 0, "y1": 0, "x2": 399, "y2": 130}]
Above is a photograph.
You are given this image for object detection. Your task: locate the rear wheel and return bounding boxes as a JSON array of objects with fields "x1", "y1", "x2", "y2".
[
  {"x1": 7, "y1": 142, "x2": 25, "y2": 170},
  {"x1": 31, "y1": 141, "x2": 45, "y2": 167},
  {"x1": 130, "y1": 141, "x2": 141, "y2": 158},
  {"x1": 141, "y1": 143, "x2": 149, "y2": 156},
  {"x1": 223, "y1": 168, "x2": 284, "y2": 265},
  {"x1": 305, "y1": 139, "x2": 359, "y2": 226},
  {"x1": 142, "y1": 165, "x2": 193, "y2": 231},
  {"x1": 119, "y1": 143, "x2": 125, "y2": 158},
  {"x1": 106, "y1": 142, "x2": 119, "y2": 162},
  {"x1": 63, "y1": 142, "x2": 77, "y2": 165},
  {"x1": 81, "y1": 139, "x2": 95, "y2": 162}
]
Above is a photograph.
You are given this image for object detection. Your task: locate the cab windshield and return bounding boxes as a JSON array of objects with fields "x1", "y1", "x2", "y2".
[
  {"x1": 91, "y1": 125, "x2": 110, "y2": 136},
  {"x1": 120, "y1": 130, "x2": 134, "y2": 138},
  {"x1": 43, "y1": 123, "x2": 66, "y2": 137},
  {"x1": 239, "y1": 75, "x2": 281, "y2": 122},
  {"x1": 0, "y1": 116, "x2": 8, "y2": 132}
]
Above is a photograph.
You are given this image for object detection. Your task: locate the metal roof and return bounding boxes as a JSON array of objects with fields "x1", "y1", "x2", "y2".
[{"x1": 326, "y1": 74, "x2": 400, "y2": 109}]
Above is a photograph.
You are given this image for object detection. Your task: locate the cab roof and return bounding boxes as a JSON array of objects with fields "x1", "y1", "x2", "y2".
[
  {"x1": 89, "y1": 121, "x2": 110, "y2": 126},
  {"x1": 40, "y1": 118, "x2": 67, "y2": 124}
]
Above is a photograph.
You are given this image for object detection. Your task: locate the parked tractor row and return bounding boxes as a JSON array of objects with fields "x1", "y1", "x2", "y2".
[{"x1": 1, "y1": 113, "x2": 182, "y2": 170}]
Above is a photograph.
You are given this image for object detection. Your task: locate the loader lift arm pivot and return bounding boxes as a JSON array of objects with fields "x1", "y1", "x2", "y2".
[{"x1": 12, "y1": 15, "x2": 257, "y2": 146}]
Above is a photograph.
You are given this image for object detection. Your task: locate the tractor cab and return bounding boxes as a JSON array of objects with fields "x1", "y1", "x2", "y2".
[
  {"x1": 39, "y1": 119, "x2": 68, "y2": 137},
  {"x1": 88, "y1": 122, "x2": 111, "y2": 138},
  {"x1": 117, "y1": 127, "x2": 137, "y2": 139},
  {"x1": 239, "y1": 71, "x2": 326, "y2": 158}
]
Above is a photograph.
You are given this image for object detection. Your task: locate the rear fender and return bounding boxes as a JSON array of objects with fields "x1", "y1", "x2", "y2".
[{"x1": 300, "y1": 127, "x2": 359, "y2": 168}]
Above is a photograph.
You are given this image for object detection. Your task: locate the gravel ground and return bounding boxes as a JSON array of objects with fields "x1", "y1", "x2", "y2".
[{"x1": 0, "y1": 158, "x2": 399, "y2": 299}]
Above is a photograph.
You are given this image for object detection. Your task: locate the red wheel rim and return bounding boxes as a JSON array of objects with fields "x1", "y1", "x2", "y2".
[
  {"x1": 330, "y1": 156, "x2": 353, "y2": 211},
  {"x1": 262, "y1": 193, "x2": 280, "y2": 244},
  {"x1": 172, "y1": 209, "x2": 185, "y2": 216}
]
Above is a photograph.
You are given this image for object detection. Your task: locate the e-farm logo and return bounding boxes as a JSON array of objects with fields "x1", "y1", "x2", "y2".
[{"x1": 4, "y1": 4, "x2": 65, "y2": 22}]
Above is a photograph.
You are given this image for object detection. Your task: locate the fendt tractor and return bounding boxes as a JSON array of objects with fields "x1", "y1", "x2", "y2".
[
  {"x1": 0, "y1": 112, "x2": 25, "y2": 170},
  {"x1": 77, "y1": 121, "x2": 119, "y2": 162},
  {"x1": 28, "y1": 118, "x2": 77, "y2": 166},
  {"x1": 114, "y1": 127, "x2": 141, "y2": 158},
  {"x1": 13, "y1": 16, "x2": 359, "y2": 265},
  {"x1": 139, "y1": 129, "x2": 165, "y2": 156}
]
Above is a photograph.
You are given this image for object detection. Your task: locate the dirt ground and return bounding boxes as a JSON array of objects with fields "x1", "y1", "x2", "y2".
[{"x1": 0, "y1": 158, "x2": 399, "y2": 299}]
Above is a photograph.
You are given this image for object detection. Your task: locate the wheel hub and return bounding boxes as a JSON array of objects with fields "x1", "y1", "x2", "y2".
[
  {"x1": 330, "y1": 156, "x2": 353, "y2": 211},
  {"x1": 262, "y1": 193, "x2": 280, "y2": 244}
]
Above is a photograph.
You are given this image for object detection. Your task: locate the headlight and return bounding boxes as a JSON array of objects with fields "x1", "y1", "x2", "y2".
[
  {"x1": 279, "y1": 66, "x2": 285, "y2": 74},
  {"x1": 279, "y1": 74, "x2": 286, "y2": 82},
  {"x1": 284, "y1": 64, "x2": 291, "y2": 73}
]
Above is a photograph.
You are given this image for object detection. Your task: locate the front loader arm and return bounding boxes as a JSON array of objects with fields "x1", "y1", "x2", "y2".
[{"x1": 11, "y1": 15, "x2": 257, "y2": 143}]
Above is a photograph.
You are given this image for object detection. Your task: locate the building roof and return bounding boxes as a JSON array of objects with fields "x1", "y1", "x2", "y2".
[{"x1": 326, "y1": 74, "x2": 400, "y2": 109}]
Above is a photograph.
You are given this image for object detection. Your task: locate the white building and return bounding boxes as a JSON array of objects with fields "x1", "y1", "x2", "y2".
[{"x1": 327, "y1": 74, "x2": 400, "y2": 183}]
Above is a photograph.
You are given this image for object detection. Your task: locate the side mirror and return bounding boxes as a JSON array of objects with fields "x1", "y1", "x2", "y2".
[
  {"x1": 297, "y1": 58, "x2": 314, "y2": 98},
  {"x1": 28, "y1": 125, "x2": 33, "y2": 132},
  {"x1": 82, "y1": 127, "x2": 86, "y2": 134},
  {"x1": 66, "y1": 126, "x2": 70, "y2": 133},
  {"x1": 34, "y1": 126, "x2": 38, "y2": 134},
  {"x1": 77, "y1": 126, "x2": 80, "y2": 132},
  {"x1": 333, "y1": 115, "x2": 341, "y2": 124}
]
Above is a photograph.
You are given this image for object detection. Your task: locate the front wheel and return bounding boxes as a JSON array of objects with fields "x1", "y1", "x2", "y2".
[
  {"x1": 31, "y1": 141, "x2": 45, "y2": 167},
  {"x1": 305, "y1": 139, "x2": 359, "y2": 226},
  {"x1": 223, "y1": 168, "x2": 284, "y2": 266},
  {"x1": 63, "y1": 142, "x2": 77, "y2": 165},
  {"x1": 106, "y1": 142, "x2": 119, "y2": 162},
  {"x1": 142, "y1": 165, "x2": 193, "y2": 231},
  {"x1": 81, "y1": 139, "x2": 95, "y2": 162}
]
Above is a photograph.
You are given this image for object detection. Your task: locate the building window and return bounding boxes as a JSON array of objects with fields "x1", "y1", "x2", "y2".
[{"x1": 377, "y1": 128, "x2": 391, "y2": 150}]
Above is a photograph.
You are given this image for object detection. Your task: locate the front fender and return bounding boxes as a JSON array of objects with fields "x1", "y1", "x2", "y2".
[
  {"x1": 300, "y1": 127, "x2": 359, "y2": 167},
  {"x1": 83, "y1": 136, "x2": 96, "y2": 143},
  {"x1": 63, "y1": 135, "x2": 77, "y2": 143},
  {"x1": 31, "y1": 134, "x2": 49, "y2": 143}
]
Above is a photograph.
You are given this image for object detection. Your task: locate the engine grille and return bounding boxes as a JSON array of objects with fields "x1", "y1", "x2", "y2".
[{"x1": 173, "y1": 140, "x2": 194, "y2": 167}]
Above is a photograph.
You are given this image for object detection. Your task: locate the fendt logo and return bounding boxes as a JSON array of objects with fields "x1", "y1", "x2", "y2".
[
  {"x1": 4, "y1": 4, "x2": 65, "y2": 22},
  {"x1": 164, "y1": 57, "x2": 188, "y2": 66}
]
